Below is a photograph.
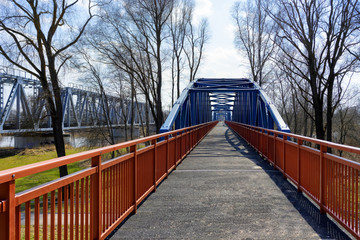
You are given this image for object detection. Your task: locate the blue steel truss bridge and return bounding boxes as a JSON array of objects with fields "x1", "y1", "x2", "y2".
[
  {"x1": 161, "y1": 78, "x2": 290, "y2": 133},
  {"x1": 0, "y1": 67, "x2": 153, "y2": 133}
]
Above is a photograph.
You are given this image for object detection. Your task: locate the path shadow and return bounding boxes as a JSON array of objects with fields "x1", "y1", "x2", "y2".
[{"x1": 225, "y1": 127, "x2": 352, "y2": 240}]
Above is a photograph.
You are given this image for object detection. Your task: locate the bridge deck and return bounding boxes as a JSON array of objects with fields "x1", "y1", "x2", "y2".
[{"x1": 110, "y1": 123, "x2": 350, "y2": 239}]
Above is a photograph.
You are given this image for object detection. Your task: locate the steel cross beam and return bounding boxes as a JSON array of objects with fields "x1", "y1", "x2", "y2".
[
  {"x1": 160, "y1": 78, "x2": 290, "y2": 133},
  {"x1": 0, "y1": 68, "x2": 154, "y2": 133}
]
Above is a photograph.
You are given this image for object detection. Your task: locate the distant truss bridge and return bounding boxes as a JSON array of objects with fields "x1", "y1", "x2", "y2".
[{"x1": 0, "y1": 67, "x2": 153, "y2": 133}]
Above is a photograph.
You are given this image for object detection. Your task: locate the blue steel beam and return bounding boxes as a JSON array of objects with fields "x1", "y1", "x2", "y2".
[{"x1": 160, "y1": 78, "x2": 290, "y2": 133}]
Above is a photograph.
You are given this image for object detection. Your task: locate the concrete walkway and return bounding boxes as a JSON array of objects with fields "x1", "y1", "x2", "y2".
[{"x1": 109, "y1": 123, "x2": 351, "y2": 239}]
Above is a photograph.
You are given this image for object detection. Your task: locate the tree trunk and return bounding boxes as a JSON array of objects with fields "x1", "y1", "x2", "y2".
[
  {"x1": 309, "y1": 63, "x2": 325, "y2": 140},
  {"x1": 134, "y1": 93, "x2": 146, "y2": 137},
  {"x1": 176, "y1": 55, "x2": 181, "y2": 99},
  {"x1": 48, "y1": 54, "x2": 68, "y2": 177},
  {"x1": 52, "y1": 110, "x2": 68, "y2": 177},
  {"x1": 156, "y1": 36, "x2": 164, "y2": 133},
  {"x1": 130, "y1": 78, "x2": 135, "y2": 140},
  {"x1": 171, "y1": 55, "x2": 175, "y2": 106},
  {"x1": 326, "y1": 78, "x2": 334, "y2": 143},
  {"x1": 145, "y1": 98, "x2": 150, "y2": 137},
  {"x1": 302, "y1": 104, "x2": 309, "y2": 136}
]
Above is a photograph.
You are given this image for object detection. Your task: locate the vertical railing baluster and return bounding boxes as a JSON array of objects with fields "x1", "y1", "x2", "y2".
[
  {"x1": 25, "y1": 201, "x2": 30, "y2": 240},
  {"x1": 76, "y1": 180, "x2": 80, "y2": 237},
  {"x1": 81, "y1": 178, "x2": 85, "y2": 239},
  {"x1": 64, "y1": 186, "x2": 68, "y2": 240},
  {"x1": 69, "y1": 183, "x2": 74, "y2": 240},
  {"x1": 85, "y1": 177, "x2": 89, "y2": 240},
  {"x1": 57, "y1": 188, "x2": 62, "y2": 240},
  {"x1": 352, "y1": 168, "x2": 355, "y2": 230},
  {"x1": 50, "y1": 191, "x2": 55, "y2": 240},
  {"x1": 34, "y1": 197, "x2": 39, "y2": 240},
  {"x1": 15, "y1": 205, "x2": 20, "y2": 240}
]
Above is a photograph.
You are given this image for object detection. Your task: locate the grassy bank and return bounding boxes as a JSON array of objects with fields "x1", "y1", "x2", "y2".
[{"x1": 0, "y1": 146, "x2": 89, "y2": 193}]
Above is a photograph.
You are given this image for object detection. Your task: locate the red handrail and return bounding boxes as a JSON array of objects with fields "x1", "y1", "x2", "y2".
[
  {"x1": 0, "y1": 121, "x2": 218, "y2": 240},
  {"x1": 226, "y1": 120, "x2": 360, "y2": 238}
]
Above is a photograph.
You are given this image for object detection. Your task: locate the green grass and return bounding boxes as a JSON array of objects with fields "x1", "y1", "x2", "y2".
[
  {"x1": 0, "y1": 146, "x2": 89, "y2": 193},
  {"x1": 0, "y1": 142, "x2": 142, "y2": 193}
]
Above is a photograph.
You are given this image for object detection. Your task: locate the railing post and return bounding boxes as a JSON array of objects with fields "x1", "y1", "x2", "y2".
[
  {"x1": 0, "y1": 179, "x2": 15, "y2": 240},
  {"x1": 130, "y1": 144, "x2": 138, "y2": 214},
  {"x1": 165, "y1": 135, "x2": 169, "y2": 178},
  {"x1": 297, "y1": 139, "x2": 303, "y2": 192},
  {"x1": 191, "y1": 129, "x2": 194, "y2": 149},
  {"x1": 273, "y1": 133, "x2": 277, "y2": 168},
  {"x1": 267, "y1": 130, "x2": 270, "y2": 161},
  {"x1": 174, "y1": 134, "x2": 177, "y2": 169},
  {"x1": 152, "y1": 139, "x2": 157, "y2": 192},
  {"x1": 258, "y1": 129, "x2": 261, "y2": 151},
  {"x1": 320, "y1": 145, "x2": 327, "y2": 214},
  {"x1": 260, "y1": 129, "x2": 263, "y2": 155},
  {"x1": 180, "y1": 131, "x2": 183, "y2": 161},
  {"x1": 90, "y1": 154, "x2": 102, "y2": 239},
  {"x1": 187, "y1": 130, "x2": 190, "y2": 152},
  {"x1": 283, "y1": 134, "x2": 286, "y2": 178}
]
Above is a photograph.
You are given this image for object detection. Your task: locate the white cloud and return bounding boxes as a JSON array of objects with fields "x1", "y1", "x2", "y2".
[
  {"x1": 197, "y1": 46, "x2": 249, "y2": 78},
  {"x1": 193, "y1": 0, "x2": 213, "y2": 24},
  {"x1": 226, "y1": 23, "x2": 237, "y2": 35}
]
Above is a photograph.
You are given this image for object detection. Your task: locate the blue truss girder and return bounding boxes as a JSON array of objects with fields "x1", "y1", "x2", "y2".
[
  {"x1": 160, "y1": 78, "x2": 290, "y2": 133},
  {"x1": 0, "y1": 70, "x2": 154, "y2": 133}
]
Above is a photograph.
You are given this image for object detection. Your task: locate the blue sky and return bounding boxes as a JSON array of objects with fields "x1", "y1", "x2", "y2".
[
  {"x1": 194, "y1": 0, "x2": 248, "y2": 78},
  {"x1": 162, "y1": 0, "x2": 249, "y2": 108}
]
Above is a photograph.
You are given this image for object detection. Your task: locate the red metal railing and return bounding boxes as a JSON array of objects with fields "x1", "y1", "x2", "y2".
[
  {"x1": 226, "y1": 120, "x2": 360, "y2": 238},
  {"x1": 0, "y1": 121, "x2": 218, "y2": 240}
]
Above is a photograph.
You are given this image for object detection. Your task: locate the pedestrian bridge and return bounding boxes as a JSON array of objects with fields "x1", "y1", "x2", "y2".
[
  {"x1": 110, "y1": 123, "x2": 351, "y2": 239},
  {"x1": 0, "y1": 78, "x2": 359, "y2": 239}
]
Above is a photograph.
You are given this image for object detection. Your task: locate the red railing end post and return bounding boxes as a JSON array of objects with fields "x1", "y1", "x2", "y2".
[{"x1": 0, "y1": 180, "x2": 15, "y2": 240}]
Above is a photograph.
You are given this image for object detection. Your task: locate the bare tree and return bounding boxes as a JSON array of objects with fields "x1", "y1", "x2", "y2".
[
  {"x1": 169, "y1": 0, "x2": 193, "y2": 102},
  {"x1": 85, "y1": 0, "x2": 174, "y2": 133},
  {"x1": 0, "y1": 0, "x2": 93, "y2": 177},
  {"x1": 123, "y1": 0, "x2": 174, "y2": 132},
  {"x1": 184, "y1": 18, "x2": 209, "y2": 82},
  {"x1": 269, "y1": 0, "x2": 360, "y2": 141},
  {"x1": 78, "y1": 52, "x2": 118, "y2": 146},
  {"x1": 232, "y1": 0, "x2": 277, "y2": 86},
  {"x1": 334, "y1": 105, "x2": 358, "y2": 155}
]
